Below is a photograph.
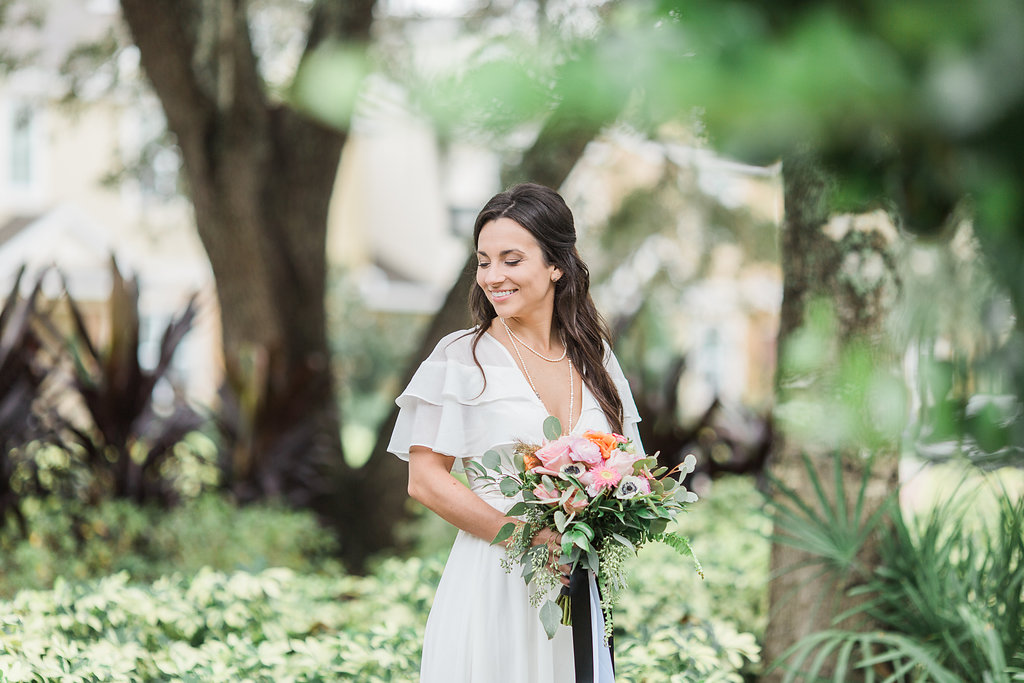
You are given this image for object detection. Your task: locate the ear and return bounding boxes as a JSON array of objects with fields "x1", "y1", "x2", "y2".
[{"x1": 551, "y1": 269, "x2": 563, "y2": 283}]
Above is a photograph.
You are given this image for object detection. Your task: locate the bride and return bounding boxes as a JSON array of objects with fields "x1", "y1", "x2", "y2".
[{"x1": 388, "y1": 183, "x2": 643, "y2": 682}]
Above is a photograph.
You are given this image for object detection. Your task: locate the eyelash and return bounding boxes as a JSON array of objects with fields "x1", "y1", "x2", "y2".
[{"x1": 477, "y1": 260, "x2": 521, "y2": 268}]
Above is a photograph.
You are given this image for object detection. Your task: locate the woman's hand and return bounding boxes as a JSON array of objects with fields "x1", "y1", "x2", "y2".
[{"x1": 532, "y1": 527, "x2": 571, "y2": 587}]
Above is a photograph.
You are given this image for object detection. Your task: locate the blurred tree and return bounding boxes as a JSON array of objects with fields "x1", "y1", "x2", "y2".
[
  {"x1": 115, "y1": 2, "x2": 373, "y2": 523},
  {"x1": 764, "y1": 153, "x2": 904, "y2": 675}
]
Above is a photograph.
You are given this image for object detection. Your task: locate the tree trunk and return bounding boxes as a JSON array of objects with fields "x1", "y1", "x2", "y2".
[
  {"x1": 762, "y1": 152, "x2": 903, "y2": 680},
  {"x1": 118, "y1": 0, "x2": 374, "y2": 508}
]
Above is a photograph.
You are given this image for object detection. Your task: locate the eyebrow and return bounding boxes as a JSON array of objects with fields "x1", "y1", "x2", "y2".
[{"x1": 476, "y1": 249, "x2": 526, "y2": 258}]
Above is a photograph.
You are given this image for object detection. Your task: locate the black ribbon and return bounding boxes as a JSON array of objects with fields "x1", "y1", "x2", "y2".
[{"x1": 562, "y1": 567, "x2": 614, "y2": 682}]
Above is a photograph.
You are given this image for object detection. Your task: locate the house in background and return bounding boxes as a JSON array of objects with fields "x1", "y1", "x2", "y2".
[{"x1": 0, "y1": 0, "x2": 219, "y2": 402}]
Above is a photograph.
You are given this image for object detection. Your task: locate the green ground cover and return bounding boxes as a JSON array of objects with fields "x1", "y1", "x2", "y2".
[{"x1": 0, "y1": 477, "x2": 767, "y2": 682}]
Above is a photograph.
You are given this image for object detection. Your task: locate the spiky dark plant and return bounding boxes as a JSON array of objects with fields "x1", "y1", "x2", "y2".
[
  {"x1": 216, "y1": 344, "x2": 329, "y2": 507},
  {"x1": 0, "y1": 267, "x2": 61, "y2": 535},
  {"x1": 59, "y1": 257, "x2": 204, "y2": 506}
]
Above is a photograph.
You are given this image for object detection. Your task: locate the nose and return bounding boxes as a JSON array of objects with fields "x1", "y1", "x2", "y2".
[{"x1": 484, "y1": 265, "x2": 505, "y2": 286}]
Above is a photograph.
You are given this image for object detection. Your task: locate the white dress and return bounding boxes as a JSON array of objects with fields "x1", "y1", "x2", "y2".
[{"x1": 388, "y1": 329, "x2": 643, "y2": 683}]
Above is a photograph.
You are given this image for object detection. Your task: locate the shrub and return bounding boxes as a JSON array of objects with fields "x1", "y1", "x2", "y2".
[
  {"x1": 0, "y1": 549, "x2": 759, "y2": 682},
  {"x1": 771, "y1": 466, "x2": 1024, "y2": 682},
  {"x1": 0, "y1": 494, "x2": 338, "y2": 597}
]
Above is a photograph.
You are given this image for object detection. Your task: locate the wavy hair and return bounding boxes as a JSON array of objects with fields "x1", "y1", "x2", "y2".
[{"x1": 466, "y1": 183, "x2": 623, "y2": 434}]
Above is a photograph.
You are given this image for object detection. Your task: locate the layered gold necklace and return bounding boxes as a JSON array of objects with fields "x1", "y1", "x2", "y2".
[{"x1": 500, "y1": 317, "x2": 574, "y2": 433}]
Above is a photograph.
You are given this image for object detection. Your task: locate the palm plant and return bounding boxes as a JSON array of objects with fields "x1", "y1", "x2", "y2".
[
  {"x1": 0, "y1": 267, "x2": 59, "y2": 534},
  {"x1": 770, "y1": 473, "x2": 1024, "y2": 682},
  {"x1": 59, "y1": 257, "x2": 204, "y2": 505}
]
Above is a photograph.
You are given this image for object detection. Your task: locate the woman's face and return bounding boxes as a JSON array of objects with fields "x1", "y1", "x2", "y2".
[{"x1": 476, "y1": 217, "x2": 561, "y2": 322}]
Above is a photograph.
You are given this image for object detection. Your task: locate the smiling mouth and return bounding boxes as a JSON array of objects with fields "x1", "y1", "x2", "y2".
[{"x1": 490, "y1": 289, "x2": 517, "y2": 302}]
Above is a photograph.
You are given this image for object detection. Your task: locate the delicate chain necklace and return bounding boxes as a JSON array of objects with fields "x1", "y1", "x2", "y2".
[
  {"x1": 499, "y1": 318, "x2": 567, "y2": 362},
  {"x1": 502, "y1": 319, "x2": 574, "y2": 433}
]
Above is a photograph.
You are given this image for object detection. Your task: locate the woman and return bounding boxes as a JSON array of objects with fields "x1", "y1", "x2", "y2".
[{"x1": 388, "y1": 183, "x2": 643, "y2": 682}]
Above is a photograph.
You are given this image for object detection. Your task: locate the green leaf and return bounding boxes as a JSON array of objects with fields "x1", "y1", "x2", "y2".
[
  {"x1": 543, "y1": 416, "x2": 562, "y2": 441},
  {"x1": 649, "y1": 518, "x2": 668, "y2": 536},
  {"x1": 610, "y1": 532, "x2": 634, "y2": 550},
  {"x1": 491, "y1": 522, "x2": 516, "y2": 545},
  {"x1": 513, "y1": 451, "x2": 525, "y2": 473},
  {"x1": 482, "y1": 450, "x2": 501, "y2": 470},
  {"x1": 571, "y1": 531, "x2": 591, "y2": 552},
  {"x1": 573, "y1": 521, "x2": 595, "y2": 541},
  {"x1": 499, "y1": 478, "x2": 520, "y2": 497},
  {"x1": 539, "y1": 599, "x2": 561, "y2": 639},
  {"x1": 506, "y1": 501, "x2": 530, "y2": 517},
  {"x1": 586, "y1": 547, "x2": 600, "y2": 572},
  {"x1": 662, "y1": 477, "x2": 678, "y2": 492},
  {"x1": 554, "y1": 510, "x2": 568, "y2": 533}
]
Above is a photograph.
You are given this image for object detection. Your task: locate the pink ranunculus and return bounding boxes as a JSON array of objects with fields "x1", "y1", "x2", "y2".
[
  {"x1": 611, "y1": 433, "x2": 628, "y2": 443},
  {"x1": 562, "y1": 488, "x2": 589, "y2": 515},
  {"x1": 535, "y1": 437, "x2": 574, "y2": 472},
  {"x1": 605, "y1": 449, "x2": 642, "y2": 477},
  {"x1": 566, "y1": 436, "x2": 603, "y2": 466},
  {"x1": 581, "y1": 461, "x2": 622, "y2": 497},
  {"x1": 533, "y1": 482, "x2": 560, "y2": 504},
  {"x1": 635, "y1": 476, "x2": 651, "y2": 495}
]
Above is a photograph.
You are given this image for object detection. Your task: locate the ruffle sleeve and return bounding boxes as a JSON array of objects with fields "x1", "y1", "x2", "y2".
[{"x1": 387, "y1": 330, "x2": 533, "y2": 472}]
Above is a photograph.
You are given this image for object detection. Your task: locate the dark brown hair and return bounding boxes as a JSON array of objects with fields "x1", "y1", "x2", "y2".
[{"x1": 467, "y1": 182, "x2": 623, "y2": 434}]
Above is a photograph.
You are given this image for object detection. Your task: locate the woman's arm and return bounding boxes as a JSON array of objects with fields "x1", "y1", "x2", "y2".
[{"x1": 407, "y1": 445, "x2": 569, "y2": 584}]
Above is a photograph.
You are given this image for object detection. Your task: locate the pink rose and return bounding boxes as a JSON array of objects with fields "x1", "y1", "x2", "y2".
[
  {"x1": 535, "y1": 437, "x2": 574, "y2": 472},
  {"x1": 533, "y1": 482, "x2": 560, "y2": 504},
  {"x1": 566, "y1": 436, "x2": 602, "y2": 466},
  {"x1": 605, "y1": 449, "x2": 642, "y2": 477},
  {"x1": 612, "y1": 433, "x2": 628, "y2": 443},
  {"x1": 563, "y1": 488, "x2": 589, "y2": 515}
]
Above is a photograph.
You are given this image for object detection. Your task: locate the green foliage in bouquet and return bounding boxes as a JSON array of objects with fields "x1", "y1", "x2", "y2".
[{"x1": 469, "y1": 416, "x2": 702, "y2": 639}]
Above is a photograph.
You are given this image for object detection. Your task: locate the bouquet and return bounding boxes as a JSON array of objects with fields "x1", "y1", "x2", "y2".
[{"x1": 467, "y1": 416, "x2": 702, "y2": 640}]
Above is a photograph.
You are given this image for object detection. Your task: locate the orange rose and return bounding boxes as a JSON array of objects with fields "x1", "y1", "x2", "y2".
[
  {"x1": 583, "y1": 430, "x2": 619, "y2": 460},
  {"x1": 523, "y1": 452, "x2": 542, "y2": 471}
]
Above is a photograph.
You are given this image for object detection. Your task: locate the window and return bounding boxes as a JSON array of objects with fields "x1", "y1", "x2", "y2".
[{"x1": 10, "y1": 103, "x2": 34, "y2": 188}]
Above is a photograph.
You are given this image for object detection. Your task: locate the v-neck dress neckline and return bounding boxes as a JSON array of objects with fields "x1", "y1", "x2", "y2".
[{"x1": 483, "y1": 329, "x2": 588, "y2": 434}]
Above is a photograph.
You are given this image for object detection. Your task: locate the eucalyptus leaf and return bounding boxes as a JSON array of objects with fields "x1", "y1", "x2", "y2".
[
  {"x1": 482, "y1": 450, "x2": 501, "y2": 471},
  {"x1": 554, "y1": 510, "x2": 568, "y2": 533},
  {"x1": 543, "y1": 416, "x2": 562, "y2": 441},
  {"x1": 663, "y1": 478, "x2": 678, "y2": 492},
  {"x1": 649, "y1": 518, "x2": 668, "y2": 536},
  {"x1": 513, "y1": 451, "x2": 525, "y2": 473},
  {"x1": 492, "y1": 522, "x2": 516, "y2": 546},
  {"x1": 506, "y1": 501, "x2": 530, "y2": 517},
  {"x1": 586, "y1": 547, "x2": 600, "y2": 572},
  {"x1": 499, "y1": 478, "x2": 520, "y2": 497},
  {"x1": 539, "y1": 599, "x2": 562, "y2": 639}
]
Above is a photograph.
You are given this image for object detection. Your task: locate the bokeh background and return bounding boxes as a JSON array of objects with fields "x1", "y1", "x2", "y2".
[{"x1": 1, "y1": 0, "x2": 1022, "y2": 680}]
